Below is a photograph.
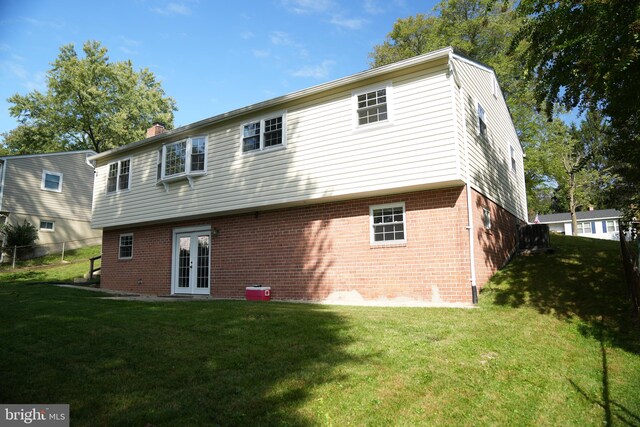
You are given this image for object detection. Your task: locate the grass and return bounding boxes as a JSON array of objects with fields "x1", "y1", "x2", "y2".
[
  {"x1": 0, "y1": 245, "x2": 101, "y2": 284},
  {"x1": 0, "y1": 235, "x2": 639, "y2": 426}
]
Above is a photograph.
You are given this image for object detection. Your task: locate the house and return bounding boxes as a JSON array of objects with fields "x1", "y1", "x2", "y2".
[
  {"x1": 89, "y1": 47, "x2": 527, "y2": 305},
  {"x1": 536, "y1": 209, "x2": 622, "y2": 240},
  {"x1": 0, "y1": 150, "x2": 102, "y2": 257}
]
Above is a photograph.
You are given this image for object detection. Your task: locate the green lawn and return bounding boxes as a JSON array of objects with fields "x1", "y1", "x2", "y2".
[
  {"x1": 0, "y1": 245, "x2": 101, "y2": 284},
  {"x1": 0, "y1": 235, "x2": 638, "y2": 426}
]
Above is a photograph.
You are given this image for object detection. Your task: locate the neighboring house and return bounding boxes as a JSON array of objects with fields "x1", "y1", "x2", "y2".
[
  {"x1": 89, "y1": 47, "x2": 528, "y2": 305},
  {"x1": 0, "y1": 151, "x2": 102, "y2": 256},
  {"x1": 536, "y1": 209, "x2": 622, "y2": 241}
]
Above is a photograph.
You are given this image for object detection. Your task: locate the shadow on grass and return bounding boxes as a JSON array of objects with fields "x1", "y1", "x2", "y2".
[
  {"x1": 483, "y1": 234, "x2": 640, "y2": 426},
  {"x1": 483, "y1": 234, "x2": 639, "y2": 354},
  {"x1": 0, "y1": 285, "x2": 363, "y2": 426}
]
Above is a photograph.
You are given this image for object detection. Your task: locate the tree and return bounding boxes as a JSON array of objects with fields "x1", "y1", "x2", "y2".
[
  {"x1": 512, "y1": 0, "x2": 640, "y2": 216},
  {"x1": 4, "y1": 40, "x2": 177, "y2": 154}
]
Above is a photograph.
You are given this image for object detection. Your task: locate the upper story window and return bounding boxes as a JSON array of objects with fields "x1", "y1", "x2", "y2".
[
  {"x1": 107, "y1": 159, "x2": 131, "y2": 194},
  {"x1": 477, "y1": 103, "x2": 487, "y2": 137},
  {"x1": 41, "y1": 170, "x2": 63, "y2": 192},
  {"x1": 370, "y1": 202, "x2": 406, "y2": 245},
  {"x1": 354, "y1": 84, "x2": 392, "y2": 128},
  {"x1": 510, "y1": 145, "x2": 516, "y2": 172},
  {"x1": 160, "y1": 136, "x2": 207, "y2": 180},
  {"x1": 242, "y1": 113, "x2": 285, "y2": 153}
]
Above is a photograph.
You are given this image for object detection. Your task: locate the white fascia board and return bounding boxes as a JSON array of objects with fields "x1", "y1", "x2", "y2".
[{"x1": 0, "y1": 150, "x2": 97, "y2": 161}]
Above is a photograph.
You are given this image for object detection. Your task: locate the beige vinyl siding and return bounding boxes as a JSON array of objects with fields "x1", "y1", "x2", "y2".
[
  {"x1": 452, "y1": 58, "x2": 527, "y2": 222},
  {"x1": 2, "y1": 152, "x2": 95, "y2": 222},
  {"x1": 92, "y1": 61, "x2": 463, "y2": 228},
  {"x1": 5, "y1": 213, "x2": 101, "y2": 246}
]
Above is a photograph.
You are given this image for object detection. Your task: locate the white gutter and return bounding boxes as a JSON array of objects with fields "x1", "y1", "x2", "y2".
[{"x1": 460, "y1": 84, "x2": 478, "y2": 305}]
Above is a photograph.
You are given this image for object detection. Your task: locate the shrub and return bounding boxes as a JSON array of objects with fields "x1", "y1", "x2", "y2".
[{"x1": 1, "y1": 220, "x2": 39, "y2": 260}]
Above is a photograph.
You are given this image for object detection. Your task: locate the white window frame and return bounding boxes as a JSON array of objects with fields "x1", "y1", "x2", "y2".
[
  {"x1": 352, "y1": 82, "x2": 393, "y2": 130},
  {"x1": 577, "y1": 221, "x2": 592, "y2": 234},
  {"x1": 39, "y1": 220, "x2": 55, "y2": 232},
  {"x1": 240, "y1": 112, "x2": 287, "y2": 154},
  {"x1": 118, "y1": 233, "x2": 133, "y2": 260},
  {"x1": 106, "y1": 158, "x2": 131, "y2": 194},
  {"x1": 41, "y1": 170, "x2": 63, "y2": 193},
  {"x1": 370, "y1": 202, "x2": 407, "y2": 245},
  {"x1": 159, "y1": 135, "x2": 208, "y2": 181},
  {"x1": 606, "y1": 220, "x2": 620, "y2": 232},
  {"x1": 477, "y1": 102, "x2": 487, "y2": 137}
]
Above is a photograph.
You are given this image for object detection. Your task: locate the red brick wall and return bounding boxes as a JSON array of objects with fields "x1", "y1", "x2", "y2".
[
  {"x1": 471, "y1": 189, "x2": 520, "y2": 290},
  {"x1": 101, "y1": 186, "x2": 519, "y2": 304}
]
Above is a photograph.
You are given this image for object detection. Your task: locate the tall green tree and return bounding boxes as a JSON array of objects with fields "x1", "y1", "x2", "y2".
[
  {"x1": 512, "y1": 0, "x2": 640, "y2": 216},
  {"x1": 3, "y1": 40, "x2": 177, "y2": 154}
]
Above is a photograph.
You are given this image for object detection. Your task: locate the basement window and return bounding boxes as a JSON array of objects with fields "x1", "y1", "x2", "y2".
[
  {"x1": 370, "y1": 202, "x2": 406, "y2": 245},
  {"x1": 119, "y1": 233, "x2": 133, "y2": 259}
]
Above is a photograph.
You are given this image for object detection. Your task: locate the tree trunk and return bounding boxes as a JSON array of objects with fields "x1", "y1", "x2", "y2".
[{"x1": 569, "y1": 172, "x2": 578, "y2": 236}]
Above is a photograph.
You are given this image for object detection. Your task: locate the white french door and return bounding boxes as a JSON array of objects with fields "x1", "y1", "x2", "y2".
[{"x1": 172, "y1": 228, "x2": 211, "y2": 295}]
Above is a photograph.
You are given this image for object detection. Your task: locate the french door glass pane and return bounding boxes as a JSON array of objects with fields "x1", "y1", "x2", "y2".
[
  {"x1": 196, "y1": 235, "x2": 209, "y2": 288},
  {"x1": 178, "y1": 237, "x2": 190, "y2": 288}
]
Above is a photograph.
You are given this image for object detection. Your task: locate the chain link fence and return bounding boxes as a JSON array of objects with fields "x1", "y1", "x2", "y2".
[{"x1": 0, "y1": 236, "x2": 102, "y2": 269}]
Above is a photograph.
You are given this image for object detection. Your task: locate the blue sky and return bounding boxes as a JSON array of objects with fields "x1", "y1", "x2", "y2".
[{"x1": 0, "y1": 0, "x2": 440, "y2": 135}]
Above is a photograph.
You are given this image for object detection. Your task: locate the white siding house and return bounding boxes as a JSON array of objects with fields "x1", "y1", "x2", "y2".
[
  {"x1": 537, "y1": 209, "x2": 622, "y2": 241},
  {"x1": 89, "y1": 47, "x2": 528, "y2": 305}
]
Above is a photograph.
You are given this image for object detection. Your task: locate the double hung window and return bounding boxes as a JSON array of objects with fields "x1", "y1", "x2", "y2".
[
  {"x1": 242, "y1": 114, "x2": 285, "y2": 153},
  {"x1": 119, "y1": 233, "x2": 133, "y2": 259},
  {"x1": 353, "y1": 84, "x2": 392, "y2": 128},
  {"x1": 370, "y1": 202, "x2": 406, "y2": 245},
  {"x1": 41, "y1": 170, "x2": 63, "y2": 192},
  {"x1": 106, "y1": 159, "x2": 131, "y2": 194},
  {"x1": 477, "y1": 103, "x2": 487, "y2": 137}
]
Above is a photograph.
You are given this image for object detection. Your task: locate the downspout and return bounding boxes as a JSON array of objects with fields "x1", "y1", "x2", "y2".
[
  {"x1": 0, "y1": 159, "x2": 5, "y2": 212},
  {"x1": 460, "y1": 85, "x2": 479, "y2": 305},
  {"x1": 449, "y1": 51, "x2": 478, "y2": 305}
]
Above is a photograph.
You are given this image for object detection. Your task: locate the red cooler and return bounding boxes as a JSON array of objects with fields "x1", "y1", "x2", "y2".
[{"x1": 245, "y1": 286, "x2": 271, "y2": 301}]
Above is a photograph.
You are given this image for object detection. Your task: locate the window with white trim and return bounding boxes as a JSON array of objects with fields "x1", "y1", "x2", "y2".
[
  {"x1": 577, "y1": 222, "x2": 592, "y2": 234},
  {"x1": 160, "y1": 136, "x2": 207, "y2": 180},
  {"x1": 606, "y1": 220, "x2": 620, "y2": 232},
  {"x1": 477, "y1": 103, "x2": 487, "y2": 137},
  {"x1": 356, "y1": 88, "x2": 388, "y2": 126},
  {"x1": 106, "y1": 159, "x2": 131, "y2": 194},
  {"x1": 39, "y1": 220, "x2": 55, "y2": 232},
  {"x1": 119, "y1": 233, "x2": 133, "y2": 259},
  {"x1": 370, "y1": 202, "x2": 406, "y2": 244},
  {"x1": 41, "y1": 170, "x2": 63, "y2": 192},
  {"x1": 242, "y1": 114, "x2": 285, "y2": 153}
]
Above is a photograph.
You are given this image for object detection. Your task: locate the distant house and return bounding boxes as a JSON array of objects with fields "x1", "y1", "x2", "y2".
[
  {"x1": 536, "y1": 209, "x2": 622, "y2": 240},
  {"x1": 89, "y1": 47, "x2": 528, "y2": 305},
  {"x1": 0, "y1": 151, "x2": 102, "y2": 256}
]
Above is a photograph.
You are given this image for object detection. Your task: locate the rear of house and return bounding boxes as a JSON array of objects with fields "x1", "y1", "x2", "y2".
[
  {"x1": 90, "y1": 48, "x2": 527, "y2": 305},
  {"x1": 0, "y1": 150, "x2": 102, "y2": 257}
]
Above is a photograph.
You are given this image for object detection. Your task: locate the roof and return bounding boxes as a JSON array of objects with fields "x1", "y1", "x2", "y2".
[
  {"x1": 537, "y1": 209, "x2": 622, "y2": 223},
  {"x1": 89, "y1": 47, "x2": 501, "y2": 163},
  {"x1": 0, "y1": 150, "x2": 96, "y2": 161}
]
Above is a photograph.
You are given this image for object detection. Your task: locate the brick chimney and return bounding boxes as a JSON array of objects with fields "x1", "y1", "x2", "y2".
[{"x1": 146, "y1": 122, "x2": 166, "y2": 138}]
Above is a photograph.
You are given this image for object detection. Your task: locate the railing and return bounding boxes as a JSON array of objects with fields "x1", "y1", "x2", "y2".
[
  {"x1": 619, "y1": 228, "x2": 640, "y2": 315},
  {"x1": 89, "y1": 255, "x2": 102, "y2": 280}
]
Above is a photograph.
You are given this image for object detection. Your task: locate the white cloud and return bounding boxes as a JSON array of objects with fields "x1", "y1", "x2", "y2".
[
  {"x1": 363, "y1": 0, "x2": 384, "y2": 15},
  {"x1": 270, "y1": 31, "x2": 295, "y2": 46},
  {"x1": 281, "y1": 0, "x2": 333, "y2": 15},
  {"x1": 330, "y1": 16, "x2": 366, "y2": 30},
  {"x1": 252, "y1": 49, "x2": 271, "y2": 58},
  {"x1": 240, "y1": 31, "x2": 254, "y2": 40},
  {"x1": 292, "y1": 60, "x2": 335, "y2": 79},
  {"x1": 152, "y1": 2, "x2": 192, "y2": 16}
]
